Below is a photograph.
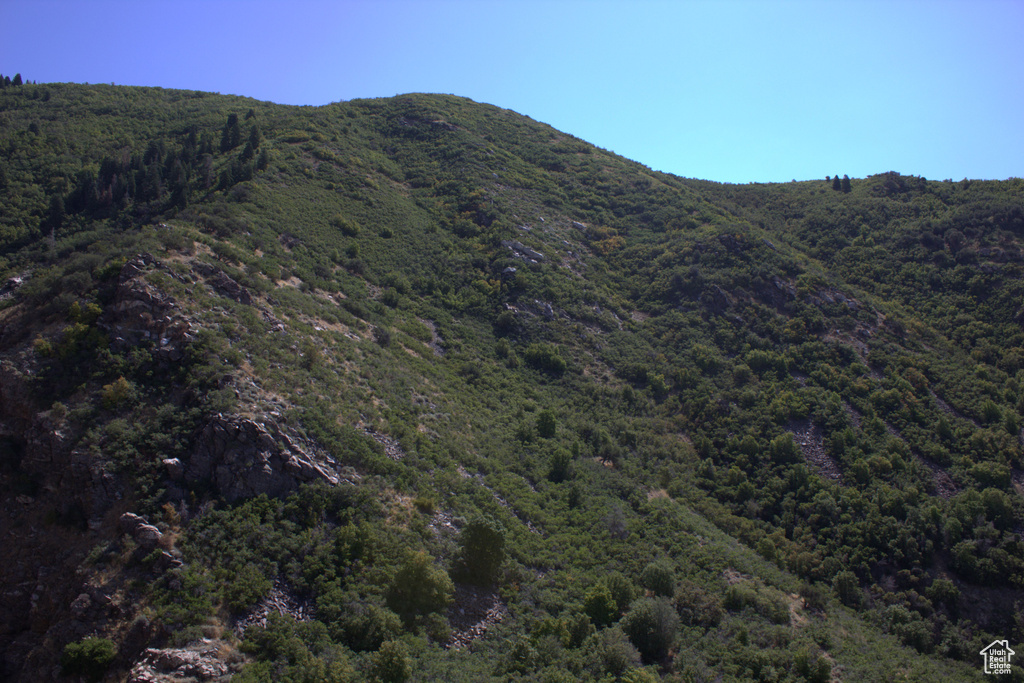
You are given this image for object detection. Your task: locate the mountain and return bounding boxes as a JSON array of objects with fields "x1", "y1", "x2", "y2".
[{"x1": 1, "y1": 80, "x2": 1022, "y2": 682}]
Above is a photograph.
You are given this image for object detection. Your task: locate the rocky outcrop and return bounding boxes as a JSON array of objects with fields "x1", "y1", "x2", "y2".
[
  {"x1": 128, "y1": 645, "x2": 235, "y2": 683},
  {"x1": 194, "y1": 262, "x2": 252, "y2": 305},
  {"x1": 501, "y1": 239, "x2": 545, "y2": 263},
  {"x1": 119, "y1": 512, "x2": 164, "y2": 550},
  {"x1": 446, "y1": 584, "x2": 507, "y2": 650},
  {"x1": 233, "y1": 580, "x2": 314, "y2": 638},
  {"x1": 186, "y1": 415, "x2": 343, "y2": 502},
  {"x1": 100, "y1": 254, "x2": 195, "y2": 361}
]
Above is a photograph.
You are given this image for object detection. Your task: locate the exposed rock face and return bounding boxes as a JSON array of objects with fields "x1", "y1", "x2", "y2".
[
  {"x1": 186, "y1": 415, "x2": 341, "y2": 501},
  {"x1": 194, "y1": 262, "x2": 252, "y2": 305},
  {"x1": 100, "y1": 254, "x2": 195, "y2": 361},
  {"x1": 128, "y1": 646, "x2": 234, "y2": 683}
]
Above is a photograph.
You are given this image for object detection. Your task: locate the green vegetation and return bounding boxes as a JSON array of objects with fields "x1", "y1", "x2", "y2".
[{"x1": 1, "y1": 82, "x2": 1021, "y2": 681}]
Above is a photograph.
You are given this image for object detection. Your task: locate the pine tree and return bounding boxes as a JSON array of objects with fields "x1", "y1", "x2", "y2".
[
  {"x1": 47, "y1": 194, "x2": 65, "y2": 229},
  {"x1": 220, "y1": 114, "x2": 241, "y2": 153},
  {"x1": 12, "y1": 73, "x2": 22, "y2": 86},
  {"x1": 248, "y1": 124, "x2": 261, "y2": 150},
  {"x1": 832, "y1": 175, "x2": 842, "y2": 191},
  {"x1": 841, "y1": 174, "x2": 852, "y2": 193}
]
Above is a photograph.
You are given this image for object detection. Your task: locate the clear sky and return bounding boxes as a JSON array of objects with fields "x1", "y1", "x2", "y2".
[{"x1": 2, "y1": 0, "x2": 1022, "y2": 184}]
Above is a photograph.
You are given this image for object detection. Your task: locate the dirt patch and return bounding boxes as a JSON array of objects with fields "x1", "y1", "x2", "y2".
[{"x1": 788, "y1": 593, "x2": 808, "y2": 628}]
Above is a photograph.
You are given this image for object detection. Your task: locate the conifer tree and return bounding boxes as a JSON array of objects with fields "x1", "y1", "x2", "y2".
[
  {"x1": 47, "y1": 194, "x2": 65, "y2": 229},
  {"x1": 832, "y1": 175, "x2": 842, "y2": 191},
  {"x1": 220, "y1": 114, "x2": 241, "y2": 153},
  {"x1": 12, "y1": 73, "x2": 22, "y2": 86},
  {"x1": 841, "y1": 174, "x2": 852, "y2": 193}
]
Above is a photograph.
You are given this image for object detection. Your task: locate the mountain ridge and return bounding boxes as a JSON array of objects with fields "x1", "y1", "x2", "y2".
[{"x1": 0, "y1": 81, "x2": 1021, "y2": 682}]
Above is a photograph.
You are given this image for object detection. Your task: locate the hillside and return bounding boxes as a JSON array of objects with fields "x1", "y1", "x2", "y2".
[{"x1": 0, "y1": 81, "x2": 1022, "y2": 682}]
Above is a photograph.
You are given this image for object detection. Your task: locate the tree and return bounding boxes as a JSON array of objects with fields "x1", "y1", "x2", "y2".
[
  {"x1": 584, "y1": 582, "x2": 618, "y2": 627},
  {"x1": 455, "y1": 517, "x2": 505, "y2": 584},
  {"x1": 221, "y1": 113, "x2": 241, "y2": 152},
  {"x1": 833, "y1": 570, "x2": 861, "y2": 607},
  {"x1": 536, "y1": 409, "x2": 557, "y2": 438},
  {"x1": 249, "y1": 123, "x2": 262, "y2": 149},
  {"x1": 46, "y1": 194, "x2": 65, "y2": 229},
  {"x1": 832, "y1": 175, "x2": 842, "y2": 191},
  {"x1": 841, "y1": 174, "x2": 852, "y2": 193},
  {"x1": 385, "y1": 551, "x2": 453, "y2": 621},
  {"x1": 12, "y1": 73, "x2": 22, "y2": 86},
  {"x1": 621, "y1": 598, "x2": 678, "y2": 663},
  {"x1": 256, "y1": 148, "x2": 271, "y2": 172}
]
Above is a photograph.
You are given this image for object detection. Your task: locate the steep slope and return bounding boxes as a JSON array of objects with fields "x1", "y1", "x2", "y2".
[{"x1": 0, "y1": 82, "x2": 1020, "y2": 681}]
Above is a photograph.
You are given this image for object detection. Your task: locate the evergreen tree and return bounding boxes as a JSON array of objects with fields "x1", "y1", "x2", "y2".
[
  {"x1": 455, "y1": 517, "x2": 505, "y2": 584},
  {"x1": 841, "y1": 174, "x2": 852, "y2": 193},
  {"x1": 46, "y1": 194, "x2": 65, "y2": 229},
  {"x1": 240, "y1": 141, "x2": 255, "y2": 162},
  {"x1": 12, "y1": 73, "x2": 22, "y2": 86},
  {"x1": 832, "y1": 175, "x2": 842, "y2": 191},
  {"x1": 220, "y1": 113, "x2": 241, "y2": 153},
  {"x1": 248, "y1": 123, "x2": 261, "y2": 150},
  {"x1": 256, "y1": 148, "x2": 271, "y2": 172}
]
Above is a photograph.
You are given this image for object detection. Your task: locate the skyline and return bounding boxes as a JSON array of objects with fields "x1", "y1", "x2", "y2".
[{"x1": 2, "y1": 0, "x2": 1022, "y2": 184}]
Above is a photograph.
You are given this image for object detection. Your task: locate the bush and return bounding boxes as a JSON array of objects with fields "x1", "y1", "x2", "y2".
[
  {"x1": 330, "y1": 214, "x2": 360, "y2": 237},
  {"x1": 372, "y1": 640, "x2": 411, "y2": 683},
  {"x1": 385, "y1": 551, "x2": 453, "y2": 621},
  {"x1": 585, "y1": 628, "x2": 640, "y2": 677},
  {"x1": 61, "y1": 637, "x2": 117, "y2": 681},
  {"x1": 674, "y1": 580, "x2": 723, "y2": 627},
  {"x1": 584, "y1": 582, "x2": 618, "y2": 627},
  {"x1": 621, "y1": 597, "x2": 678, "y2": 662},
  {"x1": 640, "y1": 560, "x2": 676, "y2": 597},
  {"x1": 524, "y1": 343, "x2": 567, "y2": 375},
  {"x1": 338, "y1": 603, "x2": 402, "y2": 651}
]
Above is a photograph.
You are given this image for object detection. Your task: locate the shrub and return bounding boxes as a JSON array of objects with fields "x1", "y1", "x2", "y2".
[
  {"x1": 330, "y1": 214, "x2": 360, "y2": 236},
  {"x1": 385, "y1": 551, "x2": 453, "y2": 621},
  {"x1": 372, "y1": 640, "x2": 412, "y2": 683},
  {"x1": 586, "y1": 628, "x2": 640, "y2": 677},
  {"x1": 101, "y1": 376, "x2": 136, "y2": 409},
  {"x1": 640, "y1": 560, "x2": 676, "y2": 597},
  {"x1": 524, "y1": 343, "x2": 567, "y2": 375},
  {"x1": 61, "y1": 637, "x2": 117, "y2": 682},
  {"x1": 673, "y1": 580, "x2": 723, "y2": 627}
]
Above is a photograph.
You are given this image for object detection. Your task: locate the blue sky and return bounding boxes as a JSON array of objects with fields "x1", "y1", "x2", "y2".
[{"x1": 2, "y1": 0, "x2": 1022, "y2": 183}]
